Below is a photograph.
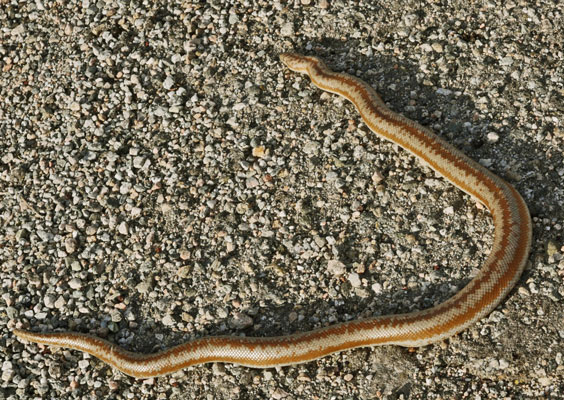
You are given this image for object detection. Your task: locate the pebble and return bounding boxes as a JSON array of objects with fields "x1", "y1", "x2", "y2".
[
  {"x1": 272, "y1": 388, "x2": 289, "y2": 399},
  {"x1": 36, "y1": 230, "x2": 51, "y2": 242},
  {"x1": 136, "y1": 280, "x2": 152, "y2": 294},
  {"x1": 252, "y1": 146, "x2": 266, "y2": 158},
  {"x1": 162, "y1": 314, "x2": 175, "y2": 326},
  {"x1": 2, "y1": 368, "x2": 14, "y2": 383},
  {"x1": 372, "y1": 282, "x2": 382, "y2": 294},
  {"x1": 118, "y1": 221, "x2": 129, "y2": 235},
  {"x1": 280, "y1": 22, "x2": 294, "y2": 37},
  {"x1": 431, "y1": 42, "x2": 443, "y2": 53},
  {"x1": 325, "y1": 171, "x2": 338, "y2": 182},
  {"x1": 54, "y1": 296, "x2": 67, "y2": 309},
  {"x1": 44, "y1": 295, "x2": 55, "y2": 308},
  {"x1": 443, "y1": 206, "x2": 454, "y2": 215},
  {"x1": 163, "y1": 76, "x2": 174, "y2": 90},
  {"x1": 348, "y1": 273, "x2": 361, "y2": 288},
  {"x1": 11, "y1": 24, "x2": 25, "y2": 35},
  {"x1": 303, "y1": 141, "x2": 321, "y2": 155},
  {"x1": 547, "y1": 240, "x2": 558, "y2": 257},
  {"x1": 229, "y1": 312, "x2": 253, "y2": 329},
  {"x1": 327, "y1": 260, "x2": 346, "y2": 276},
  {"x1": 68, "y1": 278, "x2": 82, "y2": 290},
  {"x1": 64, "y1": 237, "x2": 77, "y2": 254},
  {"x1": 78, "y1": 360, "x2": 90, "y2": 371},
  {"x1": 487, "y1": 132, "x2": 500, "y2": 143}
]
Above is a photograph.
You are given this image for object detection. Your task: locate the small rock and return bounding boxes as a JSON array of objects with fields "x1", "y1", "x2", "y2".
[
  {"x1": 44, "y1": 295, "x2": 55, "y2": 308},
  {"x1": 538, "y1": 377, "x2": 552, "y2": 386},
  {"x1": 68, "y1": 278, "x2": 82, "y2": 289},
  {"x1": 327, "y1": 260, "x2": 346, "y2": 276},
  {"x1": 272, "y1": 388, "x2": 289, "y2": 399},
  {"x1": 547, "y1": 240, "x2": 559, "y2": 257},
  {"x1": 78, "y1": 360, "x2": 90, "y2": 370},
  {"x1": 348, "y1": 273, "x2": 361, "y2": 287},
  {"x1": 37, "y1": 230, "x2": 51, "y2": 241},
  {"x1": 246, "y1": 176, "x2": 259, "y2": 188},
  {"x1": 162, "y1": 314, "x2": 175, "y2": 326},
  {"x1": 1, "y1": 369, "x2": 14, "y2": 383},
  {"x1": 518, "y1": 287, "x2": 530, "y2": 296},
  {"x1": 372, "y1": 282, "x2": 382, "y2": 294},
  {"x1": 11, "y1": 24, "x2": 25, "y2": 35},
  {"x1": 487, "y1": 132, "x2": 499, "y2": 143},
  {"x1": 228, "y1": 13, "x2": 239, "y2": 25},
  {"x1": 280, "y1": 22, "x2": 294, "y2": 37},
  {"x1": 252, "y1": 146, "x2": 265, "y2": 158},
  {"x1": 136, "y1": 279, "x2": 152, "y2": 294},
  {"x1": 64, "y1": 237, "x2": 77, "y2": 254},
  {"x1": 372, "y1": 170, "x2": 384, "y2": 183},
  {"x1": 326, "y1": 171, "x2": 338, "y2": 182},
  {"x1": 119, "y1": 182, "x2": 131, "y2": 194},
  {"x1": 110, "y1": 310, "x2": 122, "y2": 322},
  {"x1": 54, "y1": 296, "x2": 66, "y2": 309},
  {"x1": 179, "y1": 248, "x2": 191, "y2": 261},
  {"x1": 431, "y1": 42, "x2": 443, "y2": 52},
  {"x1": 133, "y1": 156, "x2": 145, "y2": 169},
  {"x1": 212, "y1": 362, "x2": 226, "y2": 375},
  {"x1": 436, "y1": 88, "x2": 452, "y2": 96},
  {"x1": 303, "y1": 141, "x2": 320, "y2": 155},
  {"x1": 163, "y1": 76, "x2": 174, "y2": 90},
  {"x1": 230, "y1": 312, "x2": 253, "y2": 329},
  {"x1": 118, "y1": 221, "x2": 128, "y2": 235}
]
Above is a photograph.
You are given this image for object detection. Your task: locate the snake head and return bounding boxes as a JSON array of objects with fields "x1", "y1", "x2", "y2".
[{"x1": 280, "y1": 52, "x2": 321, "y2": 74}]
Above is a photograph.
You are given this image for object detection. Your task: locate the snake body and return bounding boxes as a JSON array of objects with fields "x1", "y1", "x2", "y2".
[{"x1": 13, "y1": 53, "x2": 532, "y2": 379}]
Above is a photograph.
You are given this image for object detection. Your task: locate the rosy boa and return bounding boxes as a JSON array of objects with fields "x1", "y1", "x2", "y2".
[{"x1": 13, "y1": 53, "x2": 532, "y2": 378}]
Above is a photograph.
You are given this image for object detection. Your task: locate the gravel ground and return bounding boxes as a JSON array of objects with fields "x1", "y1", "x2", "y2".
[{"x1": 1, "y1": 1, "x2": 563, "y2": 399}]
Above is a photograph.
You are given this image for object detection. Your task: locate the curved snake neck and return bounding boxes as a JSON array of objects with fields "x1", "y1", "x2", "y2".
[{"x1": 13, "y1": 53, "x2": 532, "y2": 378}]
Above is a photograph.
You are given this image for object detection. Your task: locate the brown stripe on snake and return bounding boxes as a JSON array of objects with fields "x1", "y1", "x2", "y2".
[{"x1": 13, "y1": 53, "x2": 532, "y2": 379}]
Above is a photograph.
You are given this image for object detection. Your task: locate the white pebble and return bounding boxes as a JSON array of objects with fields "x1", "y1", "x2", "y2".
[
  {"x1": 118, "y1": 221, "x2": 129, "y2": 235},
  {"x1": 163, "y1": 76, "x2": 174, "y2": 90},
  {"x1": 44, "y1": 295, "x2": 55, "y2": 308},
  {"x1": 348, "y1": 273, "x2": 361, "y2": 287},
  {"x1": 327, "y1": 260, "x2": 346, "y2": 276},
  {"x1": 487, "y1": 132, "x2": 499, "y2": 143},
  {"x1": 68, "y1": 278, "x2": 82, "y2": 289},
  {"x1": 280, "y1": 22, "x2": 294, "y2": 37},
  {"x1": 162, "y1": 314, "x2": 175, "y2": 326},
  {"x1": 64, "y1": 237, "x2": 77, "y2": 254},
  {"x1": 372, "y1": 282, "x2": 382, "y2": 294}
]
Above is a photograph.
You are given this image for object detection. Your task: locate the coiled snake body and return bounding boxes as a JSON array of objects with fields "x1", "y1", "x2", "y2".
[{"x1": 14, "y1": 54, "x2": 532, "y2": 378}]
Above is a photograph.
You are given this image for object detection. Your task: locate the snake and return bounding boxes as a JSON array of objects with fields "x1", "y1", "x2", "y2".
[{"x1": 13, "y1": 53, "x2": 532, "y2": 379}]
